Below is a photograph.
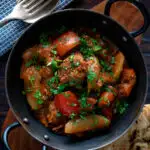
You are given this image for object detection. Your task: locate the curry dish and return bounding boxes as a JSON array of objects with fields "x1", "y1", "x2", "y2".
[{"x1": 20, "y1": 27, "x2": 136, "y2": 136}]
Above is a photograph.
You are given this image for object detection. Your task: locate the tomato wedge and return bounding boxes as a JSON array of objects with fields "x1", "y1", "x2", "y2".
[
  {"x1": 54, "y1": 91, "x2": 80, "y2": 116},
  {"x1": 53, "y1": 31, "x2": 80, "y2": 57}
]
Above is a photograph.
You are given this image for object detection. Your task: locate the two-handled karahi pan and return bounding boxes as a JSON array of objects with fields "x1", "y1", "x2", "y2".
[{"x1": 4, "y1": 0, "x2": 150, "y2": 149}]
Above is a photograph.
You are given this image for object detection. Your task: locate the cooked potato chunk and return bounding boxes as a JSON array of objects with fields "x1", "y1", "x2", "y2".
[
  {"x1": 65, "y1": 115, "x2": 110, "y2": 134},
  {"x1": 58, "y1": 52, "x2": 87, "y2": 84},
  {"x1": 112, "y1": 52, "x2": 125, "y2": 80}
]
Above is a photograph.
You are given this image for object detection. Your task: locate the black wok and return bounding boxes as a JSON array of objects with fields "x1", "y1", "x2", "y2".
[{"x1": 4, "y1": 0, "x2": 150, "y2": 150}]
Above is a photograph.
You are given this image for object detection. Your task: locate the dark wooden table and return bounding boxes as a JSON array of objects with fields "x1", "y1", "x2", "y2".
[{"x1": 0, "y1": 0, "x2": 150, "y2": 149}]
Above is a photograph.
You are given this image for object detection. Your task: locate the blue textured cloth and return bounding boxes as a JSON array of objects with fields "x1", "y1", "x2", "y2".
[{"x1": 0, "y1": 0, "x2": 74, "y2": 56}]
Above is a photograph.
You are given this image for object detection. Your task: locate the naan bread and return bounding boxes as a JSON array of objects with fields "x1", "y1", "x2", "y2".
[{"x1": 100, "y1": 105, "x2": 150, "y2": 150}]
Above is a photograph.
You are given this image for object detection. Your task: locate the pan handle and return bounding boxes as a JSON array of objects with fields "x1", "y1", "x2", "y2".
[
  {"x1": 2, "y1": 122, "x2": 47, "y2": 150},
  {"x1": 104, "y1": 0, "x2": 150, "y2": 38}
]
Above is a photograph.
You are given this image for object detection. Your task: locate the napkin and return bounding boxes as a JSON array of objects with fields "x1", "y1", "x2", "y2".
[{"x1": 0, "y1": 0, "x2": 74, "y2": 56}]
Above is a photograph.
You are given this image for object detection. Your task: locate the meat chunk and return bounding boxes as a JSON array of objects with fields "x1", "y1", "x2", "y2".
[
  {"x1": 117, "y1": 68, "x2": 136, "y2": 98},
  {"x1": 47, "y1": 101, "x2": 67, "y2": 125},
  {"x1": 82, "y1": 97, "x2": 97, "y2": 111},
  {"x1": 98, "y1": 86, "x2": 117, "y2": 108},
  {"x1": 39, "y1": 66, "x2": 53, "y2": 79},
  {"x1": 120, "y1": 68, "x2": 136, "y2": 85},
  {"x1": 22, "y1": 45, "x2": 39, "y2": 62},
  {"x1": 58, "y1": 52, "x2": 87, "y2": 84}
]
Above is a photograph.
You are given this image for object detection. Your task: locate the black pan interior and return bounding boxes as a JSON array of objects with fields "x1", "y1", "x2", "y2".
[{"x1": 5, "y1": 9, "x2": 147, "y2": 150}]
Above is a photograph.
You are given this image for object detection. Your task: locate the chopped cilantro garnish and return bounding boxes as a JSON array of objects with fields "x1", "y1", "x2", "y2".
[
  {"x1": 51, "y1": 59, "x2": 60, "y2": 72},
  {"x1": 30, "y1": 76, "x2": 35, "y2": 85},
  {"x1": 79, "y1": 92, "x2": 89, "y2": 108},
  {"x1": 109, "y1": 72, "x2": 114, "y2": 77},
  {"x1": 25, "y1": 60, "x2": 33, "y2": 67},
  {"x1": 70, "y1": 113, "x2": 76, "y2": 119},
  {"x1": 102, "y1": 116, "x2": 109, "y2": 125},
  {"x1": 99, "y1": 77, "x2": 104, "y2": 82},
  {"x1": 100, "y1": 60, "x2": 112, "y2": 72},
  {"x1": 47, "y1": 73, "x2": 69, "y2": 95},
  {"x1": 70, "y1": 103, "x2": 77, "y2": 107},
  {"x1": 74, "y1": 61, "x2": 80, "y2": 67},
  {"x1": 87, "y1": 70, "x2": 97, "y2": 83},
  {"x1": 93, "y1": 45, "x2": 102, "y2": 52},
  {"x1": 62, "y1": 66, "x2": 68, "y2": 70},
  {"x1": 104, "y1": 86, "x2": 116, "y2": 96},
  {"x1": 47, "y1": 76, "x2": 58, "y2": 87},
  {"x1": 56, "y1": 112, "x2": 62, "y2": 117},
  {"x1": 51, "y1": 49, "x2": 57, "y2": 55},
  {"x1": 69, "y1": 54, "x2": 74, "y2": 62},
  {"x1": 34, "y1": 90, "x2": 42, "y2": 99},
  {"x1": 116, "y1": 100, "x2": 129, "y2": 115},
  {"x1": 34, "y1": 90, "x2": 43, "y2": 105},
  {"x1": 37, "y1": 99, "x2": 44, "y2": 105},
  {"x1": 80, "y1": 37, "x2": 94, "y2": 58},
  {"x1": 22, "y1": 88, "x2": 32, "y2": 95},
  {"x1": 22, "y1": 91, "x2": 26, "y2": 95},
  {"x1": 25, "y1": 54, "x2": 39, "y2": 67},
  {"x1": 111, "y1": 57, "x2": 115, "y2": 64},
  {"x1": 80, "y1": 114, "x2": 86, "y2": 120},
  {"x1": 35, "y1": 65, "x2": 41, "y2": 70}
]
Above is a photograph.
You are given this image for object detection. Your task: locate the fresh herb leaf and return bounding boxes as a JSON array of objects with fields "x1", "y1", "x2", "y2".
[
  {"x1": 104, "y1": 86, "x2": 116, "y2": 96},
  {"x1": 102, "y1": 116, "x2": 109, "y2": 125},
  {"x1": 111, "y1": 57, "x2": 115, "y2": 64},
  {"x1": 51, "y1": 49, "x2": 57, "y2": 55},
  {"x1": 93, "y1": 45, "x2": 102, "y2": 52},
  {"x1": 100, "y1": 60, "x2": 112, "y2": 72},
  {"x1": 80, "y1": 37, "x2": 94, "y2": 58},
  {"x1": 22, "y1": 91, "x2": 26, "y2": 95},
  {"x1": 116, "y1": 100, "x2": 129, "y2": 115},
  {"x1": 100, "y1": 77, "x2": 104, "y2": 82},
  {"x1": 87, "y1": 70, "x2": 97, "y2": 83},
  {"x1": 109, "y1": 72, "x2": 114, "y2": 77},
  {"x1": 80, "y1": 114, "x2": 86, "y2": 120},
  {"x1": 30, "y1": 76, "x2": 35, "y2": 85},
  {"x1": 57, "y1": 84, "x2": 68, "y2": 94},
  {"x1": 56, "y1": 112, "x2": 62, "y2": 117},
  {"x1": 69, "y1": 54, "x2": 74, "y2": 62},
  {"x1": 22, "y1": 88, "x2": 32, "y2": 95},
  {"x1": 70, "y1": 103, "x2": 77, "y2": 107},
  {"x1": 70, "y1": 113, "x2": 76, "y2": 119},
  {"x1": 51, "y1": 59, "x2": 59, "y2": 72},
  {"x1": 34, "y1": 90, "x2": 44, "y2": 105},
  {"x1": 35, "y1": 65, "x2": 41, "y2": 70},
  {"x1": 37, "y1": 99, "x2": 44, "y2": 105},
  {"x1": 79, "y1": 92, "x2": 89, "y2": 108},
  {"x1": 25, "y1": 54, "x2": 39, "y2": 67},
  {"x1": 25, "y1": 60, "x2": 33, "y2": 67},
  {"x1": 34, "y1": 90, "x2": 42, "y2": 99}
]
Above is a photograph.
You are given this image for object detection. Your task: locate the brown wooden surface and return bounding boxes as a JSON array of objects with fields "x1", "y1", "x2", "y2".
[{"x1": 1, "y1": 0, "x2": 146, "y2": 150}]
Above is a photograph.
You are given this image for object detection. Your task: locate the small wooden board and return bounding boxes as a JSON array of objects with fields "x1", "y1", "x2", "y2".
[{"x1": 1, "y1": 0, "x2": 146, "y2": 150}]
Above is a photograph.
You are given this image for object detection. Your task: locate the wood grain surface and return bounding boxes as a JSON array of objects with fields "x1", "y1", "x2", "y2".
[{"x1": 1, "y1": 0, "x2": 149, "y2": 150}]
